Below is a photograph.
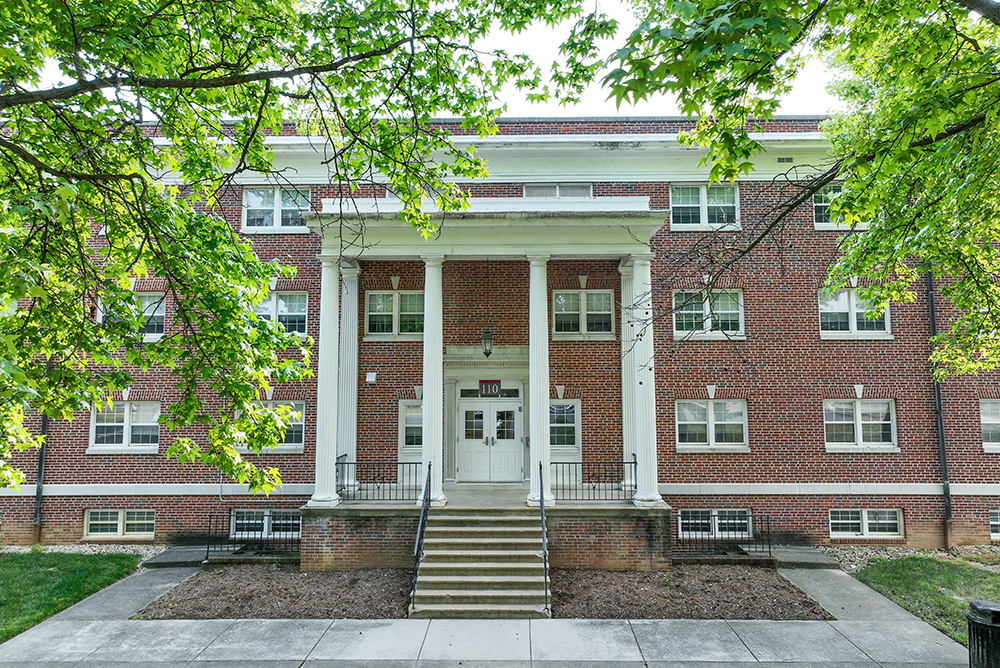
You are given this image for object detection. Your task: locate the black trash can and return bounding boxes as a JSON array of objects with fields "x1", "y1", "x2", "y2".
[{"x1": 969, "y1": 600, "x2": 1000, "y2": 668}]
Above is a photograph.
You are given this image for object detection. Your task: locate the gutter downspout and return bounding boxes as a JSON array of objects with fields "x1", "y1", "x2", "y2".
[
  {"x1": 32, "y1": 412, "x2": 49, "y2": 544},
  {"x1": 926, "y1": 272, "x2": 954, "y2": 549}
]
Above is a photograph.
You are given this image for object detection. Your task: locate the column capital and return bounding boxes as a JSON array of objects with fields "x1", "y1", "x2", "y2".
[
  {"x1": 526, "y1": 254, "x2": 550, "y2": 266},
  {"x1": 618, "y1": 257, "x2": 635, "y2": 276},
  {"x1": 340, "y1": 260, "x2": 360, "y2": 278},
  {"x1": 317, "y1": 254, "x2": 342, "y2": 269},
  {"x1": 420, "y1": 254, "x2": 445, "y2": 267},
  {"x1": 628, "y1": 253, "x2": 654, "y2": 265}
]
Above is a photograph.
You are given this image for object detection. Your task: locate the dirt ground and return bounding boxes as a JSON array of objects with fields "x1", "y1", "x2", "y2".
[{"x1": 137, "y1": 564, "x2": 831, "y2": 620}]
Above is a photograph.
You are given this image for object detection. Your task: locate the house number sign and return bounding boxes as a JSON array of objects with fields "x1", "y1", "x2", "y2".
[{"x1": 479, "y1": 380, "x2": 501, "y2": 397}]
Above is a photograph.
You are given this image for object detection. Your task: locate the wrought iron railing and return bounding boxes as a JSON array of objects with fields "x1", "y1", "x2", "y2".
[
  {"x1": 550, "y1": 454, "x2": 637, "y2": 501},
  {"x1": 335, "y1": 460, "x2": 422, "y2": 501},
  {"x1": 538, "y1": 461, "x2": 551, "y2": 615},
  {"x1": 411, "y1": 463, "x2": 432, "y2": 601},
  {"x1": 205, "y1": 510, "x2": 301, "y2": 559},
  {"x1": 672, "y1": 512, "x2": 771, "y2": 557}
]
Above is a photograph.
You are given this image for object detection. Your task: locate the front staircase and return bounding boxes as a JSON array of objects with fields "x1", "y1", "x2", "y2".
[{"x1": 409, "y1": 507, "x2": 550, "y2": 618}]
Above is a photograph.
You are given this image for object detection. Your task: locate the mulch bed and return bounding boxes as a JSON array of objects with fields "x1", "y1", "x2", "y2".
[{"x1": 137, "y1": 563, "x2": 831, "y2": 620}]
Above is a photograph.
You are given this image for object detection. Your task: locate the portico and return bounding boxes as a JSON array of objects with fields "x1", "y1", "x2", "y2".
[{"x1": 304, "y1": 197, "x2": 667, "y2": 508}]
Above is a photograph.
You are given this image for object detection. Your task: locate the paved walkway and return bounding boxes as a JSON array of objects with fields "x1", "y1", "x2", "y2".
[{"x1": 0, "y1": 548, "x2": 969, "y2": 668}]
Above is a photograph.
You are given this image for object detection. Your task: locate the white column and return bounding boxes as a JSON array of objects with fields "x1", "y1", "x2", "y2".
[
  {"x1": 420, "y1": 255, "x2": 446, "y2": 505},
  {"x1": 337, "y1": 261, "x2": 360, "y2": 489},
  {"x1": 618, "y1": 259, "x2": 636, "y2": 488},
  {"x1": 631, "y1": 255, "x2": 665, "y2": 506},
  {"x1": 309, "y1": 256, "x2": 341, "y2": 506},
  {"x1": 527, "y1": 255, "x2": 554, "y2": 506}
]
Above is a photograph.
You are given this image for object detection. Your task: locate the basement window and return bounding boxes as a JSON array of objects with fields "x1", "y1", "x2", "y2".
[
  {"x1": 829, "y1": 509, "x2": 903, "y2": 538},
  {"x1": 84, "y1": 509, "x2": 155, "y2": 538}
]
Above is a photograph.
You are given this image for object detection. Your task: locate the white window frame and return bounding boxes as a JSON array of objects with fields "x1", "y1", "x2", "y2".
[
  {"x1": 235, "y1": 401, "x2": 306, "y2": 454},
  {"x1": 823, "y1": 399, "x2": 899, "y2": 453},
  {"x1": 229, "y1": 509, "x2": 301, "y2": 538},
  {"x1": 813, "y1": 185, "x2": 870, "y2": 231},
  {"x1": 523, "y1": 183, "x2": 593, "y2": 198},
  {"x1": 88, "y1": 401, "x2": 161, "y2": 455},
  {"x1": 84, "y1": 509, "x2": 155, "y2": 538},
  {"x1": 982, "y1": 400, "x2": 1000, "y2": 453},
  {"x1": 818, "y1": 289, "x2": 891, "y2": 340},
  {"x1": 97, "y1": 292, "x2": 166, "y2": 342},
  {"x1": 549, "y1": 399, "x2": 582, "y2": 462},
  {"x1": 678, "y1": 509, "x2": 752, "y2": 538},
  {"x1": 552, "y1": 289, "x2": 615, "y2": 340},
  {"x1": 672, "y1": 290, "x2": 745, "y2": 340},
  {"x1": 364, "y1": 290, "x2": 424, "y2": 341},
  {"x1": 241, "y1": 187, "x2": 311, "y2": 234},
  {"x1": 669, "y1": 183, "x2": 741, "y2": 231},
  {"x1": 675, "y1": 399, "x2": 749, "y2": 453},
  {"x1": 829, "y1": 509, "x2": 903, "y2": 538},
  {"x1": 398, "y1": 400, "x2": 423, "y2": 462},
  {"x1": 991, "y1": 509, "x2": 1000, "y2": 539},
  {"x1": 254, "y1": 291, "x2": 308, "y2": 336}
]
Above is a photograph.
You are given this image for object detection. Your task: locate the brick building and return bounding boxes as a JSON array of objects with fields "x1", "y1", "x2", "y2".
[{"x1": 2, "y1": 117, "x2": 998, "y2": 560}]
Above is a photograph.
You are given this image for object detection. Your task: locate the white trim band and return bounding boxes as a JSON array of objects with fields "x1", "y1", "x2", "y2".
[
  {"x1": 0, "y1": 484, "x2": 315, "y2": 497},
  {"x1": 658, "y1": 482, "x2": 1000, "y2": 496}
]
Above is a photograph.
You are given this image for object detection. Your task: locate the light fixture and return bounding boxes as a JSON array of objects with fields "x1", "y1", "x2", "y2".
[{"x1": 480, "y1": 327, "x2": 495, "y2": 358}]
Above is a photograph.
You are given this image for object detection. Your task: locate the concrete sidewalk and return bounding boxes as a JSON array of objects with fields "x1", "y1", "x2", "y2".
[{"x1": 0, "y1": 554, "x2": 969, "y2": 667}]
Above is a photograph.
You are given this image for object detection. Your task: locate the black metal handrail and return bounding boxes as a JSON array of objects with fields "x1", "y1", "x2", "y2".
[
  {"x1": 205, "y1": 511, "x2": 301, "y2": 559},
  {"x1": 538, "y1": 461, "x2": 550, "y2": 615},
  {"x1": 335, "y1": 460, "x2": 422, "y2": 500},
  {"x1": 550, "y1": 456, "x2": 638, "y2": 501},
  {"x1": 411, "y1": 463, "x2": 432, "y2": 601},
  {"x1": 672, "y1": 512, "x2": 772, "y2": 557}
]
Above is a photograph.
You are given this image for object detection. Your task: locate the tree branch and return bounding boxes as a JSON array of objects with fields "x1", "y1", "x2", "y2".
[
  {"x1": 953, "y1": 0, "x2": 1000, "y2": 26},
  {"x1": 0, "y1": 135, "x2": 142, "y2": 182}
]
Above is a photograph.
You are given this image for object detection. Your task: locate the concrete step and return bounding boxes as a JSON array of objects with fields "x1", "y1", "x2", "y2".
[
  {"x1": 422, "y1": 537, "x2": 542, "y2": 551},
  {"x1": 412, "y1": 589, "x2": 547, "y2": 606},
  {"x1": 417, "y1": 561, "x2": 544, "y2": 577},
  {"x1": 419, "y1": 549, "x2": 543, "y2": 563},
  {"x1": 416, "y1": 575, "x2": 546, "y2": 589},
  {"x1": 427, "y1": 516, "x2": 540, "y2": 527},
  {"x1": 424, "y1": 526, "x2": 541, "y2": 538},
  {"x1": 408, "y1": 603, "x2": 549, "y2": 619},
  {"x1": 428, "y1": 509, "x2": 538, "y2": 519}
]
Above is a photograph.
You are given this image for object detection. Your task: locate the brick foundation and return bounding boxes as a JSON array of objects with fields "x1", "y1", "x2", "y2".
[
  {"x1": 300, "y1": 506, "x2": 421, "y2": 570},
  {"x1": 546, "y1": 506, "x2": 672, "y2": 571}
]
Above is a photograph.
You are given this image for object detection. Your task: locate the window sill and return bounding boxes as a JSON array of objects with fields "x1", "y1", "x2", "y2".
[
  {"x1": 552, "y1": 333, "x2": 617, "y2": 342},
  {"x1": 241, "y1": 226, "x2": 312, "y2": 235},
  {"x1": 984, "y1": 444, "x2": 1000, "y2": 454},
  {"x1": 363, "y1": 334, "x2": 424, "y2": 342},
  {"x1": 820, "y1": 332, "x2": 893, "y2": 341},
  {"x1": 814, "y1": 222, "x2": 870, "y2": 231},
  {"x1": 673, "y1": 332, "x2": 746, "y2": 341},
  {"x1": 142, "y1": 334, "x2": 163, "y2": 343},
  {"x1": 676, "y1": 445, "x2": 750, "y2": 454},
  {"x1": 235, "y1": 445, "x2": 305, "y2": 455},
  {"x1": 83, "y1": 535, "x2": 155, "y2": 541},
  {"x1": 669, "y1": 223, "x2": 742, "y2": 232},
  {"x1": 825, "y1": 445, "x2": 900, "y2": 454},
  {"x1": 86, "y1": 446, "x2": 159, "y2": 455},
  {"x1": 830, "y1": 534, "x2": 903, "y2": 540}
]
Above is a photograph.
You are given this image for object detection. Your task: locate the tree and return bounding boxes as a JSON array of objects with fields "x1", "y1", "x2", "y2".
[
  {"x1": 603, "y1": 0, "x2": 1000, "y2": 376},
  {"x1": 0, "y1": 0, "x2": 613, "y2": 489}
]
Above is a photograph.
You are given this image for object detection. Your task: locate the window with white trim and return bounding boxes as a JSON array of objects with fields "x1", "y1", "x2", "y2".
[
  {"x1": 524, "y1": 183, "x2": 592, "y2": 198},
  {"x1": 243, "y1": 187, "x2": 310, "y2": 231},
  {"x1": 549, "y1": 400, "x2": 582, "y2": 461},
  {"x1": 670, "y1": 184, "x2": 739, "y2": 230},
  {"x1": 399, "y1": 400, "x2": 422, "y2": 462},
  {"x1": 229, "y1": 509, "x2": 301, "y2": 537},
  {"x1": 675, "y1": 400, "x2": 748, "y2": 451},
  {"x1": 829, "y1": 509, "x2": 903, "y2": 538},
  {"x1": 84, "y1": 509, "x2": 155, "y2": 537},
  {"x1": 236, "y1": 401, "x2": 305, "y2": 454},
  {"x1": 819, "y1": 289, "x2": 889, "y2": 338},
  {"x1": 89, "y1": 402, "x2": 160, "y2": 453},
  {"x1": 99, "y1": 293, "x2": 166, "y2": 341},
  {"x1": 982, "y1": 400, "x2": 1000, "y2": 452},
  {"x1": 813, "y1": 185, "x2": 841, "y2": 226},
  {"x1": 366, "y1": 291, "x2": 424, "y2": 338},
  {"x1": 679, "y1": 509, "x2": 752, "y2": 538},
  {"x1": 254, "y1": 292, "x2": 308, "y2": 334},
  {"x1": 823, "y1": 399, "x2": 897, "y2": 451},
  {"x1": 553, "y1": 290, "x2": 614, "y2": 337},
  {"x1": 673, "y1": 290, "x2": 744, "y2": 339},
  {"x1": 991, "y1": 509, "x2": 1000, "y2": 539}
]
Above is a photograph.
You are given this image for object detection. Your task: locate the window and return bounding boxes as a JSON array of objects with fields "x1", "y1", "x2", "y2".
[
  {"x1": 238, "y1": 401, "x2": 305, "y2": 453},
  {"x1": 229, "y1": 509, "x2": 301, "y2": 538},
  {"x1": 89, "y1": 402, "x2": 160, "y2": 453},
  {"x1": 254, "y1": 292, "x2": 308, "y2": 334},
  {"x1": 524, "y1": 183, "x2": 592, "y2": 198},
  {"x1": 819, "y1": 289, "x2": 890, "y2": 338},
  {"x1": 982, "y1": 400, "x2": 1000, "y2": 452},
  {"x1": 99, "y1": 293, "x2": 166, "y2": 341},
  {"x1": 823, "y1": 399, "x2": 897, "y2": 451},
  {"x1": 399, "y1": 401, "x2": 422, "y2": 462},
  {"x1": 679, "y1": 509, "x2": 752, "y2": 538},
  {"x1": 676, "y1": 400, "x2": 748, "y2": 451},
  {"x1": 366, "y1": 291, "x2": 424, "y2": 338},
  {"x1": 670, "y1": 184, "x2": 739, "y2": 230},
  {"x1": 991, "y1": 510, "x2": 1000, "y2": 539},
  {"x1": 549, "y1": 401, "x2": 582, "y2": 461},
  {"x1": 673, "y1": 290, "x2": 744, "y2": 339},
  {"x1": 813, "y1": 185, "x2": 842, "y2": 227},
  {"x1": 552, "y1": 290, "x2": 614, "y2": 337},
  {"x1": 829, "y1": 509, "x2": 903, "y2": 538},
  {"x1": 243, "y1": 187, "x2": 310, "y2": 231},
  {"x1": 84, "y1": 509, "x2": 155, "y2": 538}
]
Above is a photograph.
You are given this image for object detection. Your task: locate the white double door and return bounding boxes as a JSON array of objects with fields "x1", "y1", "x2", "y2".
[{"x1": 456, "y1": 400, "x2": 523, "y2": 482}]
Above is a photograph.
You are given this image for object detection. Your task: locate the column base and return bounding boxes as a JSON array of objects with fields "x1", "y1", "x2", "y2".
[
  {"x1": 526, "y1": 494, "x2": 555, "y2": 508},
  {"x1": 632, "y1": 492, "x2": 666, "y2": 508},
  {"x1": 306, "y1": 494, "x2": 342, "y2": 508},
  {"x1": 418, "y1": 494, "x2": 448, "y2": 507}
]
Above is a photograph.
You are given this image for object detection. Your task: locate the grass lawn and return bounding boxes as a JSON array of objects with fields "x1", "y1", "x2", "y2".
[
  {"x1": 0, "y1": 551, "x2": 142, "y2": 644},
  {"x1": 854, "y1": 555, "x2": 1000, "y2": 645}
]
